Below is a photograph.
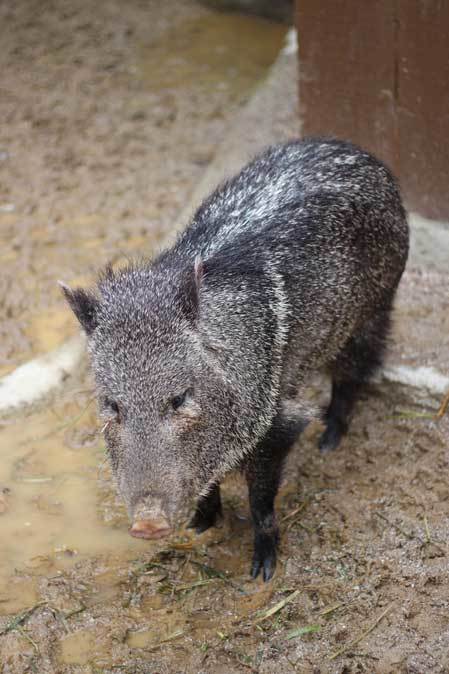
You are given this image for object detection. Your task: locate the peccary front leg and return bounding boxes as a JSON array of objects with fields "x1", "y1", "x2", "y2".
[
  {"x1": 188, "y1": 484, "x2": 222, "y2": 534},
  {"x1": 246, "y1": 457, "x2": 282, "y2": 582},
  {"x1": 246, "y1": 414, "x2": 304, "y2": 581}
]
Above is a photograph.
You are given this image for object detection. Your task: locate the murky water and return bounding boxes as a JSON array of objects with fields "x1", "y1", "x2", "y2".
[
  {"x1": 138, "y1": 12, "x2": 286, "y2": 98},
  {"x1": 0, "y1": 396, "x2": 147, "y2": 610}
]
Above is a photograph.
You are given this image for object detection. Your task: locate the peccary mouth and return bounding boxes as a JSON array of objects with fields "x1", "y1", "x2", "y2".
[{"x1": 129, "y1": 518, "x2": 171, "y2": 540}]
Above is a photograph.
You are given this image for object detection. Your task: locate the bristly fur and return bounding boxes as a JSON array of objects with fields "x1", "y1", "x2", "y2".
[{"x1": 63, "y1": 137, "x2": 409, "y2": 581}]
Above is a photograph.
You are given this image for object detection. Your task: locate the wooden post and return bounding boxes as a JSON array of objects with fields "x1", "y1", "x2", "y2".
[{"x1": 296, "y1": 0, "x2": 449, "y2": 221}]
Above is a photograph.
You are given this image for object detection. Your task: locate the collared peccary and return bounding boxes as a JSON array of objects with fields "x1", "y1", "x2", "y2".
[{"x1": 62, "y1": 138, "x2": 408, "y2": 581}]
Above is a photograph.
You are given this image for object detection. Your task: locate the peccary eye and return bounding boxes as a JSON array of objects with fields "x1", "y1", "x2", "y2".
[
  {"x1": 105, "y1": 398, "x2": 121, "y2": 423},
  {"x1": 171, "y1": 388, "x2": 192, "y2": 411}
]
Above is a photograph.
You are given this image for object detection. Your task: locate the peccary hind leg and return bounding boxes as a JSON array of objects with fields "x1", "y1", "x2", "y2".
[
  {"x1": 319, "y1": 379, "x2": 359, "y2": 452},
  {"x1": 319, "y1": 308, "x2": 392, "y2": 453},
  {"x1": 246, "y1": 414, "x2": 304, "y2": 581},
  {"x1": 188, "y1": 484, "x2": 222, "y2": 533}
]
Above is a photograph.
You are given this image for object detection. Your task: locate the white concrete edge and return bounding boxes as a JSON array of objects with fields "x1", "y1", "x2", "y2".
[
  {"x1": 408, "y1": 211, "x2": 449, "y2": 234},
  {"x1": 281, "y1": 27, "x2": 298, "y2": 56},
  {"x1": 381, "y1": 365, "x2": 449, "y2": 397},
  {"x1": 0, "y1": 335, "x2": 85, "y2": 414}
]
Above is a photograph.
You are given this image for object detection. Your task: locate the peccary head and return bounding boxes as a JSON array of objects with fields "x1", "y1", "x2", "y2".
[{"x1": 61, "y1": 257, "x2": 236, "y2": 539}]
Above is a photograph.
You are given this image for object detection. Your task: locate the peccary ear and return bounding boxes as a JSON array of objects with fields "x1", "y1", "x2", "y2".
[
  {"x1": 180, "y1": 256, "x2": 204, "y2": 320},
  {"x1": 58, "y1": 281, "x2": 99, "y2": 335}
]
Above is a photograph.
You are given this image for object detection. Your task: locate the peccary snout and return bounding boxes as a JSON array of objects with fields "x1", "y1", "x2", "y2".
[
  {"x1": 130, "y1": 518, "x2": 171, "y2": 540},
  {"x1": 129, "y1": 495, "x2": 172, "y2": 539}
]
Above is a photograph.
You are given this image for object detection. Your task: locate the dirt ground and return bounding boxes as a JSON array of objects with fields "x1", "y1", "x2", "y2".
[{"x1": 1, "y1": 2, "x2": 449, "y2": 674}]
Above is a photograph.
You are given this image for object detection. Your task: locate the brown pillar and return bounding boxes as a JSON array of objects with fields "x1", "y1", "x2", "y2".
[{"x1": 296, "y1": 0, "x2": 449, "y2": 221}]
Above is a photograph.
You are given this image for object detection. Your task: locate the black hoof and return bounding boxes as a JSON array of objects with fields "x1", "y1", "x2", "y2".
[
  {"x1": 187, "y1": 509, "x2": 220, "y2": 534},
  {"x1": 187, "y1": 486, "x2": 222, "y2": 534},
  {"x1": 318, "y1": 419, "x2": 347, "y2": 453},
  {"x1": 250, "y1": 533, "x2": 278, "y2": 582}
]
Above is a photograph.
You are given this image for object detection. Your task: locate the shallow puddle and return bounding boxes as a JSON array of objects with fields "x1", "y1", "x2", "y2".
[
  {"x1": 0, "y1": 397, "x2": 152, "y2": 613},
  {"x1": 138, "y1": 12, "x2": 286, "y2": 98}
]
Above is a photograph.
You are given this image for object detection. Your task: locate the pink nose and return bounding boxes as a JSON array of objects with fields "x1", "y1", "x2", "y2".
[{"x1": 129, "y1": 518, "x2": 171, "y2": 540}]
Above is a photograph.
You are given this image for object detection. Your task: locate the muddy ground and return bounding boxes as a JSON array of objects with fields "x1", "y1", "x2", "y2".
[{"x1": 1, "y1": 2, "x2": 449, "y2": 673}]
